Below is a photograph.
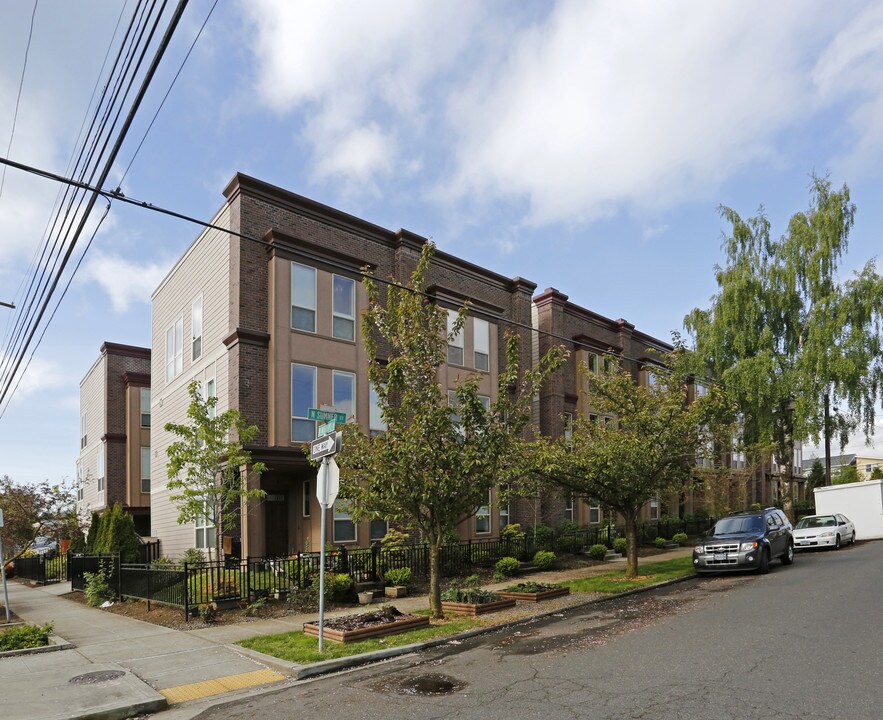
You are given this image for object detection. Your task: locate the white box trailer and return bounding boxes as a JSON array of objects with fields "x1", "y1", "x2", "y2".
[{"x1": 813, "y1": 479, "x2": 883, "y2": 540}]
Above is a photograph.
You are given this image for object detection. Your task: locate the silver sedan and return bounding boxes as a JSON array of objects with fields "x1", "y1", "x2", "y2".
[{"x1": 793, "y1": 514, "x2": 856, "y2": 550}]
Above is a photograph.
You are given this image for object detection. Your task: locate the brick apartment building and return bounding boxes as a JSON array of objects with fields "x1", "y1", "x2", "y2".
[{"x1": 77, "y1": 342, "x2": 151, "y2": 535}]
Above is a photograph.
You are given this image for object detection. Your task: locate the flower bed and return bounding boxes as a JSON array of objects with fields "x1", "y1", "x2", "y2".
[
  {"x1": 498, "y1": 582, "x2": 570, "y2": 603},
  {"x1": 440, "y1": 587, "x2": 516, "y2": 616},
  {"x1": 302, "y1": 606, "x2": 429, "y2": 643}
]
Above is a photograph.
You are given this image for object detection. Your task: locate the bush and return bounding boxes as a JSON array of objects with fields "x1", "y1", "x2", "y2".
[
  {"x1": 326, "y1": 572, "x2": 353, "y2": 602},
  {"x1": 672, "y1": 533, "x2": 688, "y2": 546},
  {"x1": 589, "y1": 544, "x2": 608, "y2": 561},
  {"x1": 654, "y1": 537, "x2": 667, "y2": 549},
  {"x1": 380, "y1": 529, "x2": 409, "y2": 549},
  {"x1": 557, "y1": 519, "x2": 579, "y2": 534},
  {"x1": 500, "y1": 523, "x2": 526, "y2": 541},
  {"x1": 469, "y1": 548, "x2": 493, "y2": 567},
  {"x1": 67, "y1": 532, "x2": 87, "y2": 555},
  {"x1": 556, "y1": 533, "x2": 582, "y2": 554},
  {"x1": 533, "y1": 550, "x2": 556, "y2": 569},
  {"x1": 182, "y1": 548, "x2": 207, "y2": 565},
  {"x1": 286, "y1": 584, "x2": 320, "y2": 613},
  {"x1": 0, "y1": 622, "x2": 54, "y2": 651},
  {"x1": 529, "y1": 524, "x2": 554, "y2": 543},
  {"x1": 83, "y1": 569, "x2": 113, "y2": 607},
  {"x1": 441, "y1": 587, "x2": 501, "y2": 604},
  {"x1": 442, "y1": 528, "x2": 460, "y2": 545},
  {"x1": 383, "y1": 567, "x2": 412, "y2": 587},
  {"x1": 464, "y1": 574, "x2": 482, "y2": 588},
  {"x1": 150, "y1": 556, "x2": 176, "y2": 569},
  {"x1": 613, "y1": 538, "x2": 628, "y2": 555},
  {"x1": 495, "y1": 556, "x2": 520, "y2": 577}
]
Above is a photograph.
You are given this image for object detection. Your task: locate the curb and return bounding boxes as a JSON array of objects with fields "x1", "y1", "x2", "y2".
[{"x1": 0, "y1": 634, "x2": 76, "y2": 658}]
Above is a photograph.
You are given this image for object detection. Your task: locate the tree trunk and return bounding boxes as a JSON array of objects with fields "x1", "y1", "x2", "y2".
[
  {"x1": 428, "y1": 540, "x2": 443, "y2": 619},
  {"x1": 624, "y1": 513, "x2": 639, "y2": 578}
]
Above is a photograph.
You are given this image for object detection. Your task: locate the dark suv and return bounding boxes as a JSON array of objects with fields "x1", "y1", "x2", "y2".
[{"x1": 693, "y1": 508, "x2": 794, "y2": 574}]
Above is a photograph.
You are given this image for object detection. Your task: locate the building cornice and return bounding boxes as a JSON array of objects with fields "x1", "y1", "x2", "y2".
[
  {"x1": 121, "y1": 371, "x2": 150, "y2": 387},
  {"x1": 101, "y1": 342, "x2": 150, "y2": 360},
  {"x1": 263, "y1": 229, "x2": 376, "y2": 275},
  {"x1": 102, "y1": 433, "x2": 127, "y2": 444},
  {"x1": 223, "y1": 328, "x2": 271, "y2": 349}
]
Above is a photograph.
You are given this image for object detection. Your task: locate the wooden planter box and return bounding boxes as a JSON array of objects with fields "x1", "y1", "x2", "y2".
[
  {"x1": 498, "y1": 587, "x2": 570, "y2": 603},
  {"x1": 384, "y1": 585, "x2": 407, "y2": 598},
  {"x1": 441, "y1": 598, "x2": 516, "y2": 616},
  {"x1": 302, "y1": 614, "x2": 429, "y2": 643}
]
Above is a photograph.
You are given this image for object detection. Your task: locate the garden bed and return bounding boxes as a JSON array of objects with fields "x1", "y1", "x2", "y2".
[
  {"x1": 440, "y1": 598, "x2": 516, "y2": 616},
  {"x1": 498, "y1": 582, "x2": 571, "y2": 603},
  {"x1": 302, "y1": 606, "x2": 429, "y2": 643}
]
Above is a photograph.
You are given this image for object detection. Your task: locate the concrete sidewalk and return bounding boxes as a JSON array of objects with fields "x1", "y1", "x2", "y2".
[{"x1": 0, "y1": 547, "x2": 693, "y2": 720}]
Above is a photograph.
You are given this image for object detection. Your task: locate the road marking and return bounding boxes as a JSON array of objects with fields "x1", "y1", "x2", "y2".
[{"x1": 160, "y1": 668, "x2": 286, "y2": 704}]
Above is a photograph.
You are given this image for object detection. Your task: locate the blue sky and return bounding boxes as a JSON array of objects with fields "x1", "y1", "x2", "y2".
[{"x1": 1, "y1": 0, "x2": 882, "y2": 484}]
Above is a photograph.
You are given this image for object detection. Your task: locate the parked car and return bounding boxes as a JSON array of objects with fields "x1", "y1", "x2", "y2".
[
  {"x1": 693, "y1": 508, "x2": 794, "y2": 574},
  {"x1": 32, "y1": 537, "x2": 58, "y2": 557},
  {"x1": 793, "y1": 514, "x2": 856, "y2": 550}
]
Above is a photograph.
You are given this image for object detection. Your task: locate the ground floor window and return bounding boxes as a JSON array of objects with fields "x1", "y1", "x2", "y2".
[
  {"x1": 589, "y1": 499, "x2": 601, "y2": 524},
  {"x1": 333, "y1": 499, "x2": 356, "y2": 543},
  {"x1": 195, "y1": 506, "x2": 216, "y2": 551},
  {"x1": 476, "y1": 490, "x2": 491, "y2": 534},
  {"x1": 369, "y1": 519, "x2": 388, "y2": 542}
]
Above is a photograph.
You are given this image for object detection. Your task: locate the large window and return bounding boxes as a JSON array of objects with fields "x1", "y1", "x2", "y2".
[
  {"x1": 586, "y1": 352, "x2": 599, "y2": 374},
  {"x1": 473, "y1": 318, "x2": 489, "y2": 371},
  {"x1": 649, "y1": 496, "x2": 659, "y2": 521},
  {"x1": 447, "y1": 310, "x2": 463, "y2": 366},
  {"x1": 165, "y1": 316, "x2": 183, "y2": 382},
  {"x1": 370, "y1": 519, "x2": 388, "y2": 543},
  {"x1": 205, "y1": 378, "x2": 216, "y2": 419},
  {"x1": 369, "y1": 382, "x2": 386, "y2": 437},
  {"x1": 332, "y1": 370, "x2": 355, "y2": 421},
  {"x1": 140, "y1": 447, "x2": 151, "y2": 493},
  {"x1": 564, "y1": 494, "x2": 574, "y2": 522},
  {"x1": 140, "y1": 388, "x2": 151, "y2": 427},
  {"x1": 291, "y1": 262, "x2": 316, "y2": 332},
  {"x1": 291, "y1": 364, "x2": 316, "y2": 441},
  {"x1": 96, "y1": 448, "x2": 105, "y2": 493},
  {"x1": 80, "y1": 412, "x2": 88, "y2": 448},
  {"x1": 333, "y1": 499, "x2": 356, "y2": 542},
  {"x1": 191, "y1": 296, "x2": 203, "y2": 361},
  {"x1": 499, "y1": 496, "x2": 510, "y2": 529},
  {"x1": 195, "y1": 506, "x2": 216, "y2": 550},
  {"x1": 475, "y1": 490, "x2": 491, "y2": 534},
  {"x1": 332, "y1": 275, "x2": 355, "y2": 341},
  {"x1": 589, "y1": 500, "x2": 601, "y2": 524}
]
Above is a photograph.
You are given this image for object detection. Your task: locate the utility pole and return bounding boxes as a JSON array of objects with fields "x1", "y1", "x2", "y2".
[{"x1": 0, "y1": 300, "x2": 14, "y2": 309}]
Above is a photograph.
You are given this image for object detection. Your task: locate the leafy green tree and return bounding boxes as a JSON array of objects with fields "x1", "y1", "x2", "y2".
[
  {"x1": 165, "y1": 382, "x2": 267, "y2": 562},
  {"x1": 870, "y1": 466, "x2": 883, "y2": 480},
  {"x1": 84, "y1": 511, "x2": 100, "y2": 553},
  {"x1": 527, "y1": 351, "x2": 730, "y2": 578},
  {"x1": 685, "y1": 175, "x2": 883, "y2": 502},
  {"x1": 833, "y1": 465, "x2": 859, "y2": 485},
  {"x1": 0, "y1": 476, "x2": 81, "y2": 562},
  {"x1": 89, "y1": 505, "x2": 140, "y2": 562},
  {"x1": 337, "y1": 243, "x2": 567, "y2": 618},
  {"x1": 805, "y1": 459, "x2": 826, "y2": 492}
]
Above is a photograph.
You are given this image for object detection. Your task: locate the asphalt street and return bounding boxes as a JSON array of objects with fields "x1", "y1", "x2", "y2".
[{"x1": 193, "y1": 541, "x2": 882, "y2": 720}]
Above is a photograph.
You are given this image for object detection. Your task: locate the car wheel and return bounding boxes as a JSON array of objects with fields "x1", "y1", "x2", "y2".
[
  {"x1": 758, "y1": 548, "x2": 770, "y2": 574},
  {"x1": 834, "y1": 534, "x2": 841, "y2": 550},
  {"x1": 781, "y1": 541, "x2": 794, "y2": 565},
  {"x1": 851, "y1": 530, "x2": 857, "y2": 545}
]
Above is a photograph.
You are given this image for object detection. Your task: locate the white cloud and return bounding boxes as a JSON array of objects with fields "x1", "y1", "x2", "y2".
[
  {"x1": 642, "y1": 224, "x2": 669, "y2": 241},
  {"x1": 0, "y1": 352, "x2": 67, "y2": 405},
  {"x1": 79, "y1": 251, "x2": 173, "y2": 313}
]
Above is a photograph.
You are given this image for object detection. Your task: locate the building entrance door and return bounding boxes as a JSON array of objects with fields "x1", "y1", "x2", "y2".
[{"x1": 264, "y1": 492, "x2": 288, "y2": 557}]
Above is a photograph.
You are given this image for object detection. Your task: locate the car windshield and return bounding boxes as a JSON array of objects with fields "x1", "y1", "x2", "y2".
[
  {"x1": 713, "y1": 516, "x2": 763, "y2": 534},
  {"x1": 795, "y1": 516, "x2": 836, "y2": 529}
]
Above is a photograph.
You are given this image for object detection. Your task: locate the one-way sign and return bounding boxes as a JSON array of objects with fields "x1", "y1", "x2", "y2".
[{"x1": 309, "y1": 431, "x2": 341, "y2": 461}]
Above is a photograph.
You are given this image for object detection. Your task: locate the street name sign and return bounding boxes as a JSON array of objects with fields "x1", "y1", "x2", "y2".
[
  {"x1": 308, "y1": 408, "x2": 347, "y2": 424},
  {"x1": 317, "y1": 420, "x2": 336, "y2": 436}
]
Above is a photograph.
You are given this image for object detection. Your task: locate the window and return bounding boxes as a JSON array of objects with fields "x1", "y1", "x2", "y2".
[
  {"x1": 165, "y1": 316, "x2": 183, "y2": 382},
  {"x1": 370, "y1": 519, "x2": 388, "y2": 542},
  {"x1": 140, "y1": 388, "x2": 151, "y2": 427},
  {"x1": 499, "y1": 497, "x2": 510, "y2": 529},
  {"x1": 564, "y1": 412, "x2": 573, "y2": 440},
  {"x1": 695, "y1": 383, "x2": 708, "y2": 398},
  {"x1": 447, "y1": 310, "x2": 464, "y2": 365},
  {"x1": 333, "y1": 499, "x2": 356, "y2": 542},
  {"x1": 140, "y1": 447, "x2": 150, "y2": 493},
  {"x1": 332, "y1": 275, "x2": 355, "y2": 340},
  {"x1": 76, "y1": 462, "x2": 83, "y2": 501},
  {"x1": 474, "y1": 318, "x2": 489, "y2": 371},
  {"x1": 476, "y1": 490, "x2": 491, "y2": 534},
  {"x1": 604, "y1": 416, "x2": 614, "y2": 426},
  {"x1": 588, "y1": 413, "x2": 598, "y2": 424},
  {"x1": 303, "y1": 480, "x2": 311, "y2": 517},
  {"x1": 603, "y1": 356, "x2": 615, "y2": 374},
  {"x1": 589, "y1": 500, "x2": 601, "y2": 524},
  {"x1": 195, "y1": 506, "x2": 216, "y2": 550},
  {"x1": 649, "y1": 496, "x2": 659, "y2": 521},
  {"x1": 564, "y1": 494, "x2": 574, "y2": 522},
  {"x1": 191, "y1": 296, "x2": 203, "y2": 361},
  {"x1": 291, "y1": 262, "x2": 316, "y2": 332},
  {"x1": 479, "y1": 395, "x2": 491, "y2": 411},
  {"x1": 587, "y1": 352, "x2": 598, "y2": 374},
  {"x1": 96, "y1": 448, "x2": 105, "y2": 493},
  {"x1": 291, "y1": 364, "x2": 317, "y2": 441},
  {"x1": 205, "y1": 378, "x2": 216, "y2": 419},
  {"x1": 646, "y1": 368, "x2": 657, "y2": 387},
  {"x1": 369, "y1": 383, "x2": 386, "y2": 437},
  {"x1": 332, "y1": 370, "x2": 356, "y2": 421},
  {"x1": 80, "y1": 412, "x2": 88, "y2": 448},
  {"x1": 447, "y1": 390, "x2": 463, "y2": 433}
]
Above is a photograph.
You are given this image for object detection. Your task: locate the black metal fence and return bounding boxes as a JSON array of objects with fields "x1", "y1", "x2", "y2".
[{"x1": 13, "y1": 554, "x2": 68, "y2": 584}]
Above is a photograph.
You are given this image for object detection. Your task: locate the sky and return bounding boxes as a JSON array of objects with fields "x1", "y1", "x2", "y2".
[{"x1": 1, "y1": 0, "x2": 882, "y2": 484}]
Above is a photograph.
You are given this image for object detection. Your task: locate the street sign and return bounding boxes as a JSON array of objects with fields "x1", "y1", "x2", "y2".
[
  {"x1": 308, "y1": 408, "x2": 347, "y2": 424},
  {"x1": 309, "y1": 430, "x2": 341, "y2": 461},
  {"x1": 317, "y1": 420, "x2": 336, "y2": 437},
  {"x1": 316, "y1": 457, "x2": 340, "y2": 509}
]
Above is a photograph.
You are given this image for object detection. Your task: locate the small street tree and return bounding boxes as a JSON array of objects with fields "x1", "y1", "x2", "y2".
[
  {"x1": 165, "y1": 382, "x2": 267, "y2": 562},
  {"x1": 337, "y1": 243, "x2": 567, "y2": 618},
  {"x1": 527, "y1": 351, "x2": 730, "y2": 578},
  {"x1": 685, "y1": 175, "x2": 883, "y2": 501},
  {"x1": 805, "y1": 459, "x2": 826, "y2": 493},
  {"x1": 0, "y1": 475, "x2": 81, "y2": 562}
]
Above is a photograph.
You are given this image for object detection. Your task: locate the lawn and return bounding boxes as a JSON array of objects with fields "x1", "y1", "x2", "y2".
[
  {"x1": 237, "y1": 614, "x2": 482, "y2": 664},
  {"x1": 563, "y1": 557, "x2": 695, "y2": 594}
]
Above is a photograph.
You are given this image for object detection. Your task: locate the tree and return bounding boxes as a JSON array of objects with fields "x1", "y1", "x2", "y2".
[
  {"x1": 0, "y1": 476, "x2": 81, "y2": 563},
  {"x1": 337, "y1": 243, "x2": 567, "y2": 618},
  {"x1": 165, "y1": 381, "x2": 267, "y2": 561},
  {"x1": 805, "y1": 459, "x2": 826, "y2": 492},
  {"x1": 685, "y1": 175, "x2": 883, "y2": 505},
  {"x1": 528, "y1": 351, "x2": 730, "y2": 578},
  {"x1": 870, "y1": 466, "x2": 883, "y2": 480},
  {"x1": 833, "y1": 465, "x2": 859, "y2": 485},
  {"x1": 89, "y1": 504, "x2": 141, "y2": 562}
]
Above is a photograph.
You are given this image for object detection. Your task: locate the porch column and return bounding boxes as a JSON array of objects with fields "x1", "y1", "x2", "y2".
[{"x1": 240, "y1": 464, "x2": 266, "y2": 557}]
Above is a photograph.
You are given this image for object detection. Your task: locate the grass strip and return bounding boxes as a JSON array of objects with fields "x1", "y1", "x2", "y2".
[
  {"x1": 563, "y1": 557, "x2": 695, "y2": 594},
  {"x1": 237, "y1": 615, "x2": 482, "y2": 664}
]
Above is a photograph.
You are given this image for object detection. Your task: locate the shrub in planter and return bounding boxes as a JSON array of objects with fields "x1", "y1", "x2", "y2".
[
  {"x1": 83, "y1": 569, "x2": 113, "y2": 607},
  {"x1": 495, "y1": 556, "x2": 520, "y2": 577},
  {"x1": 441, "y1": 587, "x2": 501, "y2": 604},
  {"x1": 672, "y1": 533, "x2": 688, "y2": 546},
  {"x1": 613, "y1": 538, "x2": 628, "y2": 555},
  {"x1": 326, "y1": 572, "x2": 353, "y2": 602},
  {"x1": 589, "y1": 544, "x2": 608, "y2": 561},
  {"x1": 533, "y1": 550, "x2": 556, "y2": 569},
  {"x1": 0, "y1": 622, "x2": 54, "y2": 651},
  {"x1": 654, "y1": 537, "x2": 668, "y2": 549},
  {"x1": 383, "y1": 567, "x2": 412, "y2": 587}
]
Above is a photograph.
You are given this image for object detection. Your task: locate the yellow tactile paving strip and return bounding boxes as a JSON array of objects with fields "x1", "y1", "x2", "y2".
[{"x1": 160, "y1": 668, "x2": 287, "y2": 704}]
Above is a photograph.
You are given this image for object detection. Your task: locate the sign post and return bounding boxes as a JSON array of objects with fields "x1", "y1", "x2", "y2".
[
  {"x1": 0, "y1": 508, "x2": 9, "y2": 623},
  {"x1": 310, "y1": 433, "x2": 341, "y2": 652}
]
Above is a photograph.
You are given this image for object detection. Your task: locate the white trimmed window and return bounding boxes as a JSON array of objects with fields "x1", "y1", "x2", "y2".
[
  {"x1": 291, "y1": 364, "x2": 317, "y2": 441},
  {"x1": 499, "y1": 497, "x2": 510, "y2": 529},
  {"x1": 333, "y1": 370, "x2": 356, "y2": 421},
  {"x1": 476, "y1": 490, "x2": 491, "y2": 534},
  {"x1": 191, "y1": 295, "x2": 203, "y2": 361},
  {"x1": 195, "y1": 506, "x2": 216, "y2": 550},
  {"x1": 303, "y1": 480, "x2": 311, "y2": 517},
  {"x1": 140, "y1": 447, "x2": 151, "y2": 493},
  {"x1": 447, "y1": 310, "x2": 464, "y2": 366},
  {"x1": 206, "y1": 378, "x2": 216, "y2": 419},
  {"x1": 369, "y1": 383, "x2": 386, "y2": 438},
  {"x1": 165, "y1": 316, "x2": 183, "y2": 382},
  {"x1": 80, "y1": 412, "x2": 88, "y2": 449},
  {"x1": 564, "y1": 412, "x2": 573, "y2": 440},
  {"x1": 369, "y1": 519, "x2": 388, "y2": 543},
  {"x1": 695, "y1": 383, "x2": 708, "y2": 398},
  {"x1": 76, "y1": 462, "x2": 84, "y2": 501},
  {"x1": 96, "y1": 448, "x2": 105, "y2": 493},
  {"x1": 564, "y1": 494, "x2": 574, "y2": 522},
  {"x1": 140, "y1": 387, "x2": 151, "y2": 427},
  {"x1": 332, "y1": 275, "x2": 355, "y2": 341},
  {"x1": 473, "y1": 318, "x2": 489, "y2": 371},
  {"x1": 291, "y1": 262, "x2": 316, "y2": 332},
  {"x1": 589, "y1": 500, "x2": 601, "y2": 525},
  {"x1": 649, "y1": 496, "x2": 659, "y2": 521},
  {"x1": 333, "y1": 499, "x2": 356, "y2": 543},
  {"x1": 646, "y1": 368, "x2": 657, "y2": 387},
  {"x1": 479, "y1": 395, "x2": 490, "y2": 411}
]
